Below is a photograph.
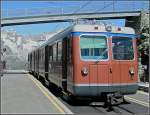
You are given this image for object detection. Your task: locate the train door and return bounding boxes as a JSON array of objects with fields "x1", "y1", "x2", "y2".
[
  {"x1": 62, "y1": 38, "x2": 67, "y2": 91},
  {"x1": 80, "y1": 35, "x2": 109, "y2": 96},
  {"x1": 96, "y1": 36, "x2": 110, "y2": 95},
  {"x1": 45, "y1": 45, "x2": 49, "y2": 81},
  {"x1": 34, "y1": 51, "x2": 36, "y2": 72},
  {"x1": 111, "y1": 36, "x2": 136, "y2": 94},
  {"x1": 30, "y1": 54, "x2": 32, "y2": 72},
  {"x1": 89, "y1": 64, "x2": 110, "y2": 96},
  {"x1": 37, "y1": 50, "x2": 39, "y2": 75}
]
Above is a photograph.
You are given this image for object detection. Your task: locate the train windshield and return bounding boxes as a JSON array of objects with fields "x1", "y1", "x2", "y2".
[
  {"x1": 112, "y1": 36, "x2": 134, "y2": 60},
  {"x1": 80, "y1": 35, "x2": 108, "y2": 60}
]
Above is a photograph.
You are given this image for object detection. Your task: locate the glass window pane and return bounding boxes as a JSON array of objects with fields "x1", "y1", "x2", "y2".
[
  {"x1": 58, "y1": 42, "x2": 62, "y2": 61},
  {"x1": 53, "y1": 44, "x2": 57, "y2": 61},
  {"x1": 112, "y1": 36, "x2": 134, "y2": 60},
  {"x1": 49, "y1": 46, "x2": 53, "y2": 61},
  {"x1": 80, "y1": 35, "x2": 108, "y2": 60}
]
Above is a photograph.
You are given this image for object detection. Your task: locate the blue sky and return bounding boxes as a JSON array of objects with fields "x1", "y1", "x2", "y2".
[{"x1": 2, "y1": 1, "x2": 149, "y2": 37}]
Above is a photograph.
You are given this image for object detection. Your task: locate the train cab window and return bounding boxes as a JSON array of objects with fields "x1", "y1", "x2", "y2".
[
  {"x1": 53, "y1": 44, "x2": 57, "y2": 61},
  {"x1": 80, "y1": 35, "x2": 108, "y2": 60},
  {"x1": 112, "y1": 36, "x2": 134, "y2": 60},
  {"x1": 58, "y1": 42, "x2": 62, "y2": 61}
]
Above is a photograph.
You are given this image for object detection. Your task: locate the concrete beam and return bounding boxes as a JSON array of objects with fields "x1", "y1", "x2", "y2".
[
  {"x1": 125, "y1": 11, "x2": 149, "y2": 33},
  {"x1": 125, "y1": 16, "x2": 141, "y2": 33},
  {"x1": 1, "y1": 11, "x2": 141, "y2": 27}
]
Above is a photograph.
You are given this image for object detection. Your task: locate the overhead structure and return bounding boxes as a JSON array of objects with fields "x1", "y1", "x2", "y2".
[{"x1": 1, "y1": 11, "x2": 141, "y2": 27}]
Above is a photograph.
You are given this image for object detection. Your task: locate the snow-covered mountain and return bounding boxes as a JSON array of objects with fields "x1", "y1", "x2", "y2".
[{"x1": 1, "y1": 29, "x2": 62, "y2": 70}]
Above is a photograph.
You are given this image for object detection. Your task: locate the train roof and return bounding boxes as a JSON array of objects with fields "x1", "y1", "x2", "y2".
[
  {"x1": 29, "y1": 24, "x2": 74, "y2": 54},
  {"x1": 40, "y1": 24, "x2": 74, "y2": 47},
  {"x1": 29, "y1": 24, "x2": 135, "y2": 54},
  {"x1": 73, "y1": 24, "x2": 135, "y2": 34}
]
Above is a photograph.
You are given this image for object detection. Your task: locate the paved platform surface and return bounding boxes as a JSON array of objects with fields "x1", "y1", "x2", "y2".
[
  {"x1": 3, "y1": 70, "x2": 28, "y2": 74},
  {"x1": 125, "y1": 91, "x2": 149, "y2": 107},
  {"x1": 138, "y1": 82, "x2": 149, "y2": 92},
  {"x1": 0, "y1": 74, "x2": 72, "y2": 114},
  {"x1": 1, "y1": 73, "x2": 149, "y2": 114}
]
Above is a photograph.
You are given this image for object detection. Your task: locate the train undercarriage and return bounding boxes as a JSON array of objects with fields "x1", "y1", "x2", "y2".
[{"x1": 32, "y1": 72, "x2": 127, "y2": 106}]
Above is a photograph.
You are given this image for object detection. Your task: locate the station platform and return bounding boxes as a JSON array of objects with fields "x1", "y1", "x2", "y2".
[
  {"x1": 3, "y1": 70, "x2": 28, "y2": 74},
  {"x1": 0, "y1": 74, "x2": 72, "y2": 114},
  {"x1": 138, "y1": 82, "x2": 149, "y2": 92}
]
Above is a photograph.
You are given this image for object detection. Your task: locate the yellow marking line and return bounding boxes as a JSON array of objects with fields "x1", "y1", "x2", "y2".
[
  {"x1": 27, "y1": 74, "x2": 66, "y2": 114},
  {"x1": 125, "y1": 96, "x2": 149, "y2": 107}
]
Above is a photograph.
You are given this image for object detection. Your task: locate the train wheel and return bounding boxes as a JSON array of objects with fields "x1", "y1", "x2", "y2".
[
  {"x1": 62, "y1": 91, "x2": 76, "y2": 104},
  {"x1": 44, "y1": 79, "x2": 50, "y2": 87},
  {"x1": 39, "y1": 76, "x2": 45, "y2": 84},
  {"x1": 62, "y1": 91, "x2": 71, "y2": 101},
  {"x1": 37, "y1": 75, "x2": 40, "y2": 80},
  {"x1": 48, "y1": 83, "x2": 62, "y2": 97}
]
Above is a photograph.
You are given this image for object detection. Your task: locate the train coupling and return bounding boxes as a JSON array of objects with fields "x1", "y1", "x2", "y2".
[{"x1": 105, "y1": 92, "x2": 124, "y2": 106}]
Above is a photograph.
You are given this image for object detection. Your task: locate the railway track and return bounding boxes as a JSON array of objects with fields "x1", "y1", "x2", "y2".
[
  {"x1": 90, "y1": 102, "x2": 135, "y2": 114},
  {"x1": 114, "y1": 105, "x2": 135, "y2": 114},
  {"x1": 38, "y1": 76, "x2": 149, "y2": 114},
  {"x1": 46, "y1": 86, "x2": 138, "y2": 114}
]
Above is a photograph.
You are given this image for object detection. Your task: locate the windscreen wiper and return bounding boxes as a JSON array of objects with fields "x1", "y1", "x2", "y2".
[{"x1": 95, "y1": 49, "x2": 108, "y2": 63}]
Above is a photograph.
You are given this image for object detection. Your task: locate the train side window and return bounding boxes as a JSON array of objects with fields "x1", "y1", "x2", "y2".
[
  {"x1": 41, "y1": 50, "x2": 43, "y2": 61},
  {"x1": 53, "y1": 43, "x2": 57, "y2": 61},
  {"x1": 41, "y1": 49, "x2": 43, "y2": 61},
  {"x1": 43, "y1": 49, "x2": 45, "y2": 62},
  {"x1": 67, "y1": 38, "x2": 72, "y2": 62},
  {"x1": 40, "y1": 50, "x2": 42, "y2": 61},
  {"x1": 44, "y1": 48, "x2": 45, "y2": 61},
  {"x1": 49, "y1": 46, "x2": 53, "y2": 61},
  {"x1": 41, "y1": 49, "x2": 42, "y2": 60},
  {"x1": 40, "y1": 50, "x2": 41, "y2": 61},
  {"x1": 58, "y1": 41, "x2": 62, "y2": 61},
  {"x1": 39, "y1": 50, "x2": 41, "y2": 61}
]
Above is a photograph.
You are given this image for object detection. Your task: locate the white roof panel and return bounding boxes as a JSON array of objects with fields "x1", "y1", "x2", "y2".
[{"x1": 73, "y1": 24, "x2": 135, "y2": 34}]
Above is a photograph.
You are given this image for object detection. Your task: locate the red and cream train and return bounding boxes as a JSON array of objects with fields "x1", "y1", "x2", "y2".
[{"x1": 28, "y1": 24, "x2": 138, "y2": 103}]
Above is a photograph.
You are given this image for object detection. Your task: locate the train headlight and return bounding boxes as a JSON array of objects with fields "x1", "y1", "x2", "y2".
[
  {"x1": 81, "y1": 67, "x2": 88, "y2": 76},
  {"x1": 129, "y1": 68, "x2": 134, "y2": 76},
  {"x1": 105, "y1": 25, "x2": 112, "y2": 32}
]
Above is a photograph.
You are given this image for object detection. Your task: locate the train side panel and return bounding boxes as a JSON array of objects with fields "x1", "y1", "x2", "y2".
[
  {"x1": 48, "y1": 40, "x2": 65, "y2": 88},
  {"x1": 47, "y1": 37, "x2": 73, "y2": 91}
]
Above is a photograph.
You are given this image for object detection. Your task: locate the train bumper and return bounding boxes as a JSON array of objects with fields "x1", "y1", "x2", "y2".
[{"x1": 72, "y1": 84, "x2": 138, "y2": 97}]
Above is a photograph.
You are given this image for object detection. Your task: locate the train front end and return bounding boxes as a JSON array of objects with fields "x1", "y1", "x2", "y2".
[{"x1": 70, "y1": 24, "x2": 138, "y2": 100}]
